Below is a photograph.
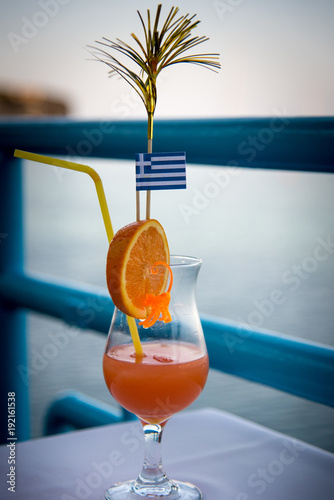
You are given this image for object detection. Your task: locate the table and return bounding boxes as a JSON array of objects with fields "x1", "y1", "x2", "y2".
[{"x1": 1, "y1": 408, "x2": 333, "y2": 499}]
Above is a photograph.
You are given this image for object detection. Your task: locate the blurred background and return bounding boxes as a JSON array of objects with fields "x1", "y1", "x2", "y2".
[
  {"x1": 1, "y1": 0, "x2": 333, "y2": 449},
  {"x1": 2, "y1": 0, "x2": 334, "y2": 118}
]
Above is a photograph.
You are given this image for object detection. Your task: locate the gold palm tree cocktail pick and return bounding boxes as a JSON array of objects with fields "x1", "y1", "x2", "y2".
[{"x1": 90, "y1": 4, "x2": 221, "y2": 219}]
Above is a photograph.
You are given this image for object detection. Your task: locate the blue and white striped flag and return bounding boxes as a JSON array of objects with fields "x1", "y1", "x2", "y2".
[{"x1": 136, "y1": 151, "x2": 186, "y2": 191}]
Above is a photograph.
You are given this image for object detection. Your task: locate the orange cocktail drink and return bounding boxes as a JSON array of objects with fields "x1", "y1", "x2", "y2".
[{"x1": 103, "y1": 341, "x2": 209, "y2": 424}]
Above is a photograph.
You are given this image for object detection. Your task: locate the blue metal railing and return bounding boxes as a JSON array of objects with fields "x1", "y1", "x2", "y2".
[{"x1": 1, "y1": 117, "x2": 334, "y2": 442}]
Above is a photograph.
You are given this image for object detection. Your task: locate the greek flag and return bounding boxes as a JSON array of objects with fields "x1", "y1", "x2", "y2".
[{"x1": 136, "y1": 152, "x2": 186, "y2": 191}]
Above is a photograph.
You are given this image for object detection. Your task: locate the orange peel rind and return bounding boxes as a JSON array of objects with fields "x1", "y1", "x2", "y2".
[{"x1": 139, "y1": 261, "x2": 173, "y2": 328}]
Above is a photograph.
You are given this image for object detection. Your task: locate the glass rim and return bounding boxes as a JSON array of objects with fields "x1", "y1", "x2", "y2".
[{"x1": 169, "y1": 255, "x2": 202, "y2": 267}]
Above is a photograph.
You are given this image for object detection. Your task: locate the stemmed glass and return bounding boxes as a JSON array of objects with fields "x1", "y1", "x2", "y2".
[{"x1": 103, "y1": 255, "x2": 209, "y2": 499}]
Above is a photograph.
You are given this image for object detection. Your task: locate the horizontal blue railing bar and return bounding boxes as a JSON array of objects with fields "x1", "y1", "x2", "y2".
[
  {"x1": 1, "y1": 117, "x2": 334, "y2": 172},
  {"x1": 1, "y1": 272, "x2": 333, "y2": 407},
  {"x1": 202, "y1": 314, "x2": 334, "y2": 408},
  {"x1": 0, "y1": 272, "x2": 114, "y2": 333},
  {"x1": 44, "y1": 391, "x2": 137, "y2": 436}
]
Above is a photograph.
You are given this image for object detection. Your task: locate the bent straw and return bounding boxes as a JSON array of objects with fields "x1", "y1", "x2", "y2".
[
  {"x1": 14, "y1": 149, "x2": 144, "y2": 357},
  {"x1": 14, "y1": 149, "x2": 114, "y2": 242}
]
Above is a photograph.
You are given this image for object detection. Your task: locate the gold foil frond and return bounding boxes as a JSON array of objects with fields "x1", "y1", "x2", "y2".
[{"x1": 90, "y1": 4, "x2": 220, "y2": 116}]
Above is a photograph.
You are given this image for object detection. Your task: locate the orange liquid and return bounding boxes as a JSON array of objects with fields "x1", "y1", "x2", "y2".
[{"x1": 103, "y1": 342, "x2": 209, "y2": 424}]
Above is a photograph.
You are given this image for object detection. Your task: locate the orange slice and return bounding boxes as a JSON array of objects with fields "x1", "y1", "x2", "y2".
[{"x1": 106, "y1": 219, "x2": 170, "y2": 319}]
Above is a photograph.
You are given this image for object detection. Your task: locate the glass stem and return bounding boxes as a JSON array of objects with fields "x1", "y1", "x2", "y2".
[
  {"x1": 133, "y1": 422, "x2": 179, "y2": 497},
  {"x1": 140, "y1": 423, "x2": 166, "y2": 483}
]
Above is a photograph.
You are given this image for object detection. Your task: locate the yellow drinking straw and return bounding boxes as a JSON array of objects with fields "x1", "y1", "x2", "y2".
[
  {"x1": 14, "y1": 149, "x2": 114, "y2": 242},
  {"x1": 14, "y1": 149, "x2": 144, "y2": 357}
]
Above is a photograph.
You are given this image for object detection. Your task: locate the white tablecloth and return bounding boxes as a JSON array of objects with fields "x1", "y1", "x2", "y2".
[{"x1": 0, "y1": 408, "x2": 333, "y2": 499}]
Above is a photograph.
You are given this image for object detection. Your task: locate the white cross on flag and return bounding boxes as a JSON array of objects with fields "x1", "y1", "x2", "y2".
[{"x1": 135, "y1": 152, "x2": 186, "y2": 191}]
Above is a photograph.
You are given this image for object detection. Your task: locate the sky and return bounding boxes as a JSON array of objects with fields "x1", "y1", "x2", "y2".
[{"x1": 1, "y1": 0, "x2": 334, "y2": 119}]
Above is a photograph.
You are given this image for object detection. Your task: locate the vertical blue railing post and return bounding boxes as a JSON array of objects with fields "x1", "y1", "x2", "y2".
[{"x1": 0, "y1": 155, "x2": 30, "y2": 443}]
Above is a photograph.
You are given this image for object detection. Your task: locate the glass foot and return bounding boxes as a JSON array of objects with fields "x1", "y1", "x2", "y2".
[{"x1": 104, "y1": 479, "x2": 203, "y2": 499}]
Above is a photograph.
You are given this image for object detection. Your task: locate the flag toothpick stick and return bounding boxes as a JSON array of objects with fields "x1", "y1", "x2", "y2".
[{"x1": 136, "y1": 191, "x2": 140, "y2": 221}]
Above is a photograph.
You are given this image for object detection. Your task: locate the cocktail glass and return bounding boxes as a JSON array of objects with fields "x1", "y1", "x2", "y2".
[{"x1": 103, "y1": 255, "x2": 208, "y2": 499}]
